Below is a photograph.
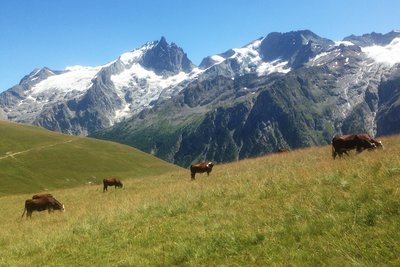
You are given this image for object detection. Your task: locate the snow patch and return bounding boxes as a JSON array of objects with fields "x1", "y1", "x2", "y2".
[
  {"x1": 111, "y1": 64, "x2": 191, "y2": 90},
  {"x1": 257, "y1": 60, "x2": 290, "y2": 75},
  {"x1": 111, "y1": 64, "x2": 203, "y2": 121},
  {"x1": 226, "y1": 39, "x2": 290, "y2": 75},
  {"x1": 311, "y1": 52, "x2": 329, "y2": 62},
  {"x1": 114, "y1": 103, "x2": 131, "y2": 122},
  {"x1": 334, "y1": 41, "x2": 355, "y2": 46},
  {"x1": 197, "y1": 39, "x2": 290, "y2": 75},
  {"x1": 30, "y1": 69, "x2": 42, "y2": 77},
  {"x1": 31, "y1": 66, "x2": 100, "y2": 94},
  {"x1": 119, "y1": 42, "x2": 155, "y2": 65},
  {"x1": 210, "y1": 55, "x2": 225, "y2": 64},
  {"x1": 362, "y1": 37, "x2": 400, "y2": 65}
]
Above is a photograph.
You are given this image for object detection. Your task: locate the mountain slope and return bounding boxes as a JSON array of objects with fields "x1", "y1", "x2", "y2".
[
  {"x1": 0, "y1": 120, "x2": 179, "y2": 195},
  {"x1": 92, "y1": 30, "x2": 400, "y2": 167},
  {"x1": 2, "y1": 30, "x2": 400, "y2": 167},
  {"x1": 1, "y1": 135, "x2": 399, "y2": 265}
]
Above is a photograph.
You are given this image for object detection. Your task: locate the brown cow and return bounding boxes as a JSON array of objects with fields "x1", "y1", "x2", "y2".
[
  {"x1": 190, "y1": 161, "x2": 214, "y2": 180},
  {"x1": 331, "y1": 133, "x2": 383, "y2": 159},
  {"x1": 32, "y1": 193, "x2": 53, "y2": 199},
  {"x1": 103, "y1": 178, "x2": 123, "y2": 192},
  {"x1": 276, "y1": 148, "x2": 291, "y2": 153},
  {"x1": 21, "y1": 196, "x2": 65, "y2": 218}
]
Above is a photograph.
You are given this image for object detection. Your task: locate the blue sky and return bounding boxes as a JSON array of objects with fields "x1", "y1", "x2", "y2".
[{"x1": 0, "y1": 0, "x2": 399, "y2": 92}]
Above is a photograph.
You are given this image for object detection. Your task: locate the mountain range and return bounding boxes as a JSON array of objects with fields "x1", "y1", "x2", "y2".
[{"x1": 1, "y1": 30, "x2": 399, "y2": 167}]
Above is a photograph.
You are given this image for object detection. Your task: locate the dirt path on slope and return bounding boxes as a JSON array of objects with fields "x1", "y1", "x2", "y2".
[{"x1": 0, "y1": 139, "x2": 74, "y2": 160}]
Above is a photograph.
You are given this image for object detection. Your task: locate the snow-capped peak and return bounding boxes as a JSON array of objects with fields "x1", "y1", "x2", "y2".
[
  {"x1": 31, "y1": 65, "x2": 101, "y2": 94},
  {"x1": 199, "y1": 38, "x2": 290, "y2": 75},
  {"x1": 119, "y1": 41, "x2": 156, "y2": 65}
]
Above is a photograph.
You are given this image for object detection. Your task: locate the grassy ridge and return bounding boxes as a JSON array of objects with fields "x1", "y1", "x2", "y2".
[
  {"x1": 0, "y1": 134, "x2": 399, "y2": 265},
  {"x1": 0, "y1": 121, "x2": 179, "y2": 195}
]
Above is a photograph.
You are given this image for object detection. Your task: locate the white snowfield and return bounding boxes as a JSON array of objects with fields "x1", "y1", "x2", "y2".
[
  {"x1": 31, "y1": 66, "x2": 101, "y2": 94},
  {"x1": 229, "y1": 39, "x2": 290, "y2": 75},
  {"x1": 12, "y1": 66, "x2": 103, "y2": 124},
  {"x1": 362, "y1": 37, "x2": 400, "y2": 65},
  {"x1": 309, "y1": 38, "x2": 400, "y2": 67},
  {"x1": 111, "y1": 63, "x2": 202, "y2": 120}
]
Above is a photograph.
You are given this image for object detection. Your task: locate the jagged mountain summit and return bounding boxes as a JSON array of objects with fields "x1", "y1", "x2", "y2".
[
  {"x1": 0, "y1": 34, "x2": 293, "y2": 135},
  {"x1": 1, "y1": 30, "x2": 400, "y2": 166},
  {"x1": 0, "y1": 37, "x2": 199, "y2": 135}
]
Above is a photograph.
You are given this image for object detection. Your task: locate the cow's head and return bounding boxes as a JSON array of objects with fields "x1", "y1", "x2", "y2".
[
  {"x1": 376, "y1": 141, "x2": 384, "y2": 149},
  {"x1": 51, "y1": 199, "x2": 65, "y2": 212},
  {"x1": 207, "y1": 162, "x2": 214, "y2": 169},
  {"x1": 362, "y1": 138, "x2": 376, "y2": 150},
  {"x1": 52, "y1": 202, "x2": 65, "y2": 212}
]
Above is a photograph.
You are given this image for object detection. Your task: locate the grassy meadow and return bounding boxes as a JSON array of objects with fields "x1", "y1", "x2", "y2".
[
  {"x1": 0, "y1": 131, "x2": 399, "y2": 265},
  {"x1": 0, "y1": 120, "x2": 179, "y2": 195}
]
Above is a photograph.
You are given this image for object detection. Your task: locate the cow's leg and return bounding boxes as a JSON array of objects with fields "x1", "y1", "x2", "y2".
[
  {"x1": 21, "y1": 207, "x2": 26, "y2": 218},
  {"x1": 207, "y1": 171, "x2": 210, "y2": 176},
  {"x1": 191, "y1": 172, "x2": 195, "y2": 180},
  {"x1": 103, "y1": 185, "x2": 107, "y2": 192},
  {"x1": 27, "y1": 210, "x2": 32, "y2": 218},
  {"x1": 337, "y1": 149, "x2": 347, "y2": 158}
]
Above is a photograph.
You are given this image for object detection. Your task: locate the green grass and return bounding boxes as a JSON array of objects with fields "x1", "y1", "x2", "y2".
[
  {"x1": 0, "y1": 124, "x2": 399, "y2": 265},
  {"x1": 0, "y1": 121, "x2": 179, "y2": 195}
]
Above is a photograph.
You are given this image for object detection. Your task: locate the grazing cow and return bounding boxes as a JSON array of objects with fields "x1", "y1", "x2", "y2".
[
  {"x1": 277, "y1": 148, "x2": 290, "y2": 153},
  {"x1": 103, "y1": 178, "x2": 123, "y2": 192},
  {"x1": 331, "y1": 133, "x2": 382, "y2": 159},
  {"x1": 190, "y1": 161, "x2": 214, "y2": 180},
  {"x1": 32, "y1": 193, "x2": 53, "y2": 199},
  {"x1": 21, "y1": 196, "x2": 65, "y2": 218}
]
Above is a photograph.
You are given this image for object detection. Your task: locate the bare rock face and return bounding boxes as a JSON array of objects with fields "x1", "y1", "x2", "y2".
[{"x1": 140, "y1": 36, "x2": 195, "y2": 75}]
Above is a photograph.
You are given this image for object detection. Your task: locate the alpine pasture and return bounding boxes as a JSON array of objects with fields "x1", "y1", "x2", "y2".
[
  {"x1": 0, "y1": 121, "x2": 399, "y2": 265},
  {"x1": 0, "y1": 120, "x2": 178, "y2": 196}
]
